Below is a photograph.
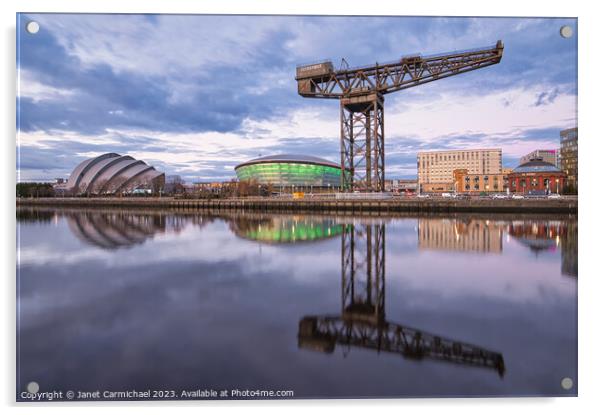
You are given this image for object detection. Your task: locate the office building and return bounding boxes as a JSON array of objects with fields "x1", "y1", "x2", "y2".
[
  {"x1": 560, "y1": 128, "x2": 578, "y2": 191},
  {"x1": 417, "y1": 148, "x2": 502, "y2": 193}
]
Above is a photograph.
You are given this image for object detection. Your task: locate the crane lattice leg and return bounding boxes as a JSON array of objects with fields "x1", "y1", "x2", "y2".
[{"x1": 340, "y1": 93, "x2": 384, "y2": 192}]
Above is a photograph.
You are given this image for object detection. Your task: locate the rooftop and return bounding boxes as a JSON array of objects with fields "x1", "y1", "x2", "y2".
[
  {"x1": 512, "y1": 158, "x2": 563, "y2": 174},
  {"x1": 235, "y1": 154, "x2": 341, "y2": 170}
]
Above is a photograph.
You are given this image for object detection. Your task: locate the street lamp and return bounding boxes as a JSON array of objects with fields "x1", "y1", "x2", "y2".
[{"x1": 556, "y1": 178, "x2": 559, "y2": 194}]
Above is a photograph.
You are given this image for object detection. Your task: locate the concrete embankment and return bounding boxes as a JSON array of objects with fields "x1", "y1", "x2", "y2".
[{"x1": 16, "y1": 196, "x2": 578, "y2": 214}]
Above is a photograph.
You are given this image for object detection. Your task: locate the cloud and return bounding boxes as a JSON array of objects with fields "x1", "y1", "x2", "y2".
[
  {"x1": 17, "y1": 14, "x2": 577, "y2": 181},
  {"x1": 534, "y1": 88, "x2": 560, "y2": 107}
]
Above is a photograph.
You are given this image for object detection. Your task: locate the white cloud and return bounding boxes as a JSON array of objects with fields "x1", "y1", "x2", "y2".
[
  {"x1": 18, "y1": 78, "x2": 576, "y2": 181},
  {"x1": 385, "y1": 83, "x2": 576, "y2": 153},
  {"x1": 18, "y1": 69, "x2": 76, "y2": 103},
  {"x1": 18, "y1": 15, "x2": 576, "y2": 180},
  {"x1": 30, "y1": 14, "x2": 288, "y2": 77}
]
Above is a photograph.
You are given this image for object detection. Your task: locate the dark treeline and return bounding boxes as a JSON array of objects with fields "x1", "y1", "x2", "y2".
[{"x1": 16, "y1": 183, "x2": 55, "y2": 198}]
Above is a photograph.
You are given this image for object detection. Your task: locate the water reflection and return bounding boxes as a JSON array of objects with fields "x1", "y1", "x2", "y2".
[
  {"x1": 415, "y1": 216, "x2": 577, "y2": 277},
  {"x1": 228, "y1": 214, "x2": 343, "y2": 244},
  {"x1": 16, "y1": 207, "x2": 579, "y2": 274},
  {"x1": 16, "y1": 207, "x2": 578, "y2": 398},
  {"x1": 418, "y1": 218, "x2": 504, "y2": 253},
  {"x1": 16, "y1": 207, "x2": 55, "y2": 224},
  {"x1": 67, "y1": 212, "x2": 169, "y2": 250},
  {"x1": 507, "y1": 220, "x2": 578, "y2": 277},
  {"x1": 270, "y1": 221, "x2": 505, "y2": 376},
  {"x1": 18, "y1": 207, "x2": 212, "y2": 250}
]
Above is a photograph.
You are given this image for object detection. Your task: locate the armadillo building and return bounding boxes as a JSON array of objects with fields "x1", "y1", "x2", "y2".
[
  {"x1": 64, "y1": 153, "x2": 165, "y2": 195},
  {"x1": 234, "y1": 154, "x2": 343, "y2": 190}
]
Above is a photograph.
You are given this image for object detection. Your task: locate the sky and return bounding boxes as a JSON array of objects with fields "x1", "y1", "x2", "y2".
[{"x1": 17, "y1": 14, "x2": 577, "y2": 182}]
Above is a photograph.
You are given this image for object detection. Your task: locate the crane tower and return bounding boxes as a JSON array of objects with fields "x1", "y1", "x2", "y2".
[{"x1": 295, "y1": 40, "x2": 504, "y2": 192}]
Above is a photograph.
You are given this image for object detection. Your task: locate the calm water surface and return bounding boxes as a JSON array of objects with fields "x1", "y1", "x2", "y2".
[{"x1": 16, "y1": 207, "x2": 577, "y2": 399}]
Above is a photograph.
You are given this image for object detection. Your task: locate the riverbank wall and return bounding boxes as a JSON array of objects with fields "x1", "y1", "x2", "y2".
[{"x1": 17, "y1": 196, "x2": 578, "y2": 215}]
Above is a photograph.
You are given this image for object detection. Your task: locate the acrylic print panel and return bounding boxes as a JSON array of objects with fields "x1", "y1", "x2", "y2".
[{"x1": 16, "y1": 13, "x2": 578, "y2": 401}]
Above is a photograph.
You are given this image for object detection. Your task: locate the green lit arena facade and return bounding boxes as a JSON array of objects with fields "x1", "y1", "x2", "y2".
[{"x1": 235, "y1": 154, "x2": 343, "y2": 190}]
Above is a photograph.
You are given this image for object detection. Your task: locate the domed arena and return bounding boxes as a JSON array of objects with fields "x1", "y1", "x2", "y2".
[{"x1": 234, "y1": 154, "x2": 344, "y2": 191}]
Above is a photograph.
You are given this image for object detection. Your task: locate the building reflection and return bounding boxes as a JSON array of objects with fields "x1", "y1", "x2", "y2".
[
  {"x1": 66, "y1": 211, "x2": 170, "y2": 250},
  {"x1": 20, "y1": 207, "x2": 209, "y2": 250},
  {"x1": 298, "y1": 220, "x2": 506, "y2": 377},
  {"x1": 507, "y1": 219, "x2": 578, "y2": 277},
  {"x1": 561, "y1": 221, "x2": 578, "y2": 277},
  {"x1": 418, "y1": 218, "x2": 504, "y2": 253},
  {"x1": 417, "y1": 216, "x2": 577, "y2": 277},
  {"x1": 227, "y1": 213, "x2": 505, "y2": 375},
  {"x1": 228, "y1": 214, "x2": 344, "y2": 244}
]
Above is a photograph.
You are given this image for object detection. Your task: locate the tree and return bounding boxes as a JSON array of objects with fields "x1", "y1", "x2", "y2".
[{"x1": 16, "y1": 182, "x2": 55, "y2": 198}]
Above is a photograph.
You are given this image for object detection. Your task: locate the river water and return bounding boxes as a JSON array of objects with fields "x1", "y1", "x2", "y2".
[{"x1": 16, "y1": 207, "x2": 577, "y2": 399}]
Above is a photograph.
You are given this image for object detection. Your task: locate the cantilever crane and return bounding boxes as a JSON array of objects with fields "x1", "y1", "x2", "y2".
[{"x1": 295, "y1": 40, "x2": 504, "y2": 192}]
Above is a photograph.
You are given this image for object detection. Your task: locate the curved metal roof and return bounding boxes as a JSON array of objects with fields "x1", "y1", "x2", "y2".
[
  {"x1": 512, "y1": 159, "x2": 563, "y2": 174},
  {"x1": 65, "y1": 153, "x2": 163, "y2": 194},
  {"x1": 80, "y1": 155, "x2": 134, "y2": 194},
  {"x1": 65, "y1": 153, "x2": 120, "y2": 191},
  {"x1": 103, "y1": 163, "x2": 152, "y2": 193},
  {"x1": 235, "y1": 154, "x2": 341, "y2": 170}
]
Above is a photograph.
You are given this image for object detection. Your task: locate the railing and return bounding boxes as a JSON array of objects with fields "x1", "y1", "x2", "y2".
[
  {"x1": 335, "y1": 192, "x2": 394, "y2": 200},
  {"x1": 334, "y1": 43, "x2": 499, "y2": 74}
]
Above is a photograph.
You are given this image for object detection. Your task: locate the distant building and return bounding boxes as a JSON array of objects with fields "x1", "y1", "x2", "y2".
[
  {"x1": 165, "y1": 175, "x2": 184, "y2": 184},
  {"x1": 193, "y1": 181, "x2": 226, "y2": 192},
  {"x1": 417, "y1": 148, "x2": 502, "y2": 193},
  {"x1": 508, "y1": 158, "x2": 566, "y2": 194},
  {"x1": 560, "y1": 127, "x2": 578, "y2": 191},
  {"x1": 164, "y1": 175, "x2": 185, "y2": 194},
  {"x1": 234, "y1": 154, "x2": 344, "y2": 191},
  {"x1": 520, "y1": 149, "x2": 559, "y2": 167},
  {"x1": 453, "y1": 169, "x2": 508, "y2": 193},
  {"x1": 64, "y1": 153, "x2": 165, "y2": 195},
  {"x1": 384, "y1": 179, "x2": 418, "y2": 193}
]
